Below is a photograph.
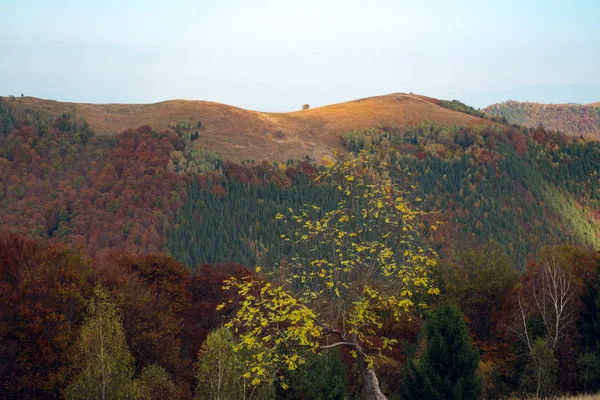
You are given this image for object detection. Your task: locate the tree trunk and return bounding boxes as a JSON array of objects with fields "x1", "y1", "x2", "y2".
[{"x1": 356, "y1": 346, "x2": 388, "y2": 400}]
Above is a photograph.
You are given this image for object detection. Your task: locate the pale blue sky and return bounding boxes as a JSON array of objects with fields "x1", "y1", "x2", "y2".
[{"x1": 1, "y1": 0, "x2": 599, "y2": 110}]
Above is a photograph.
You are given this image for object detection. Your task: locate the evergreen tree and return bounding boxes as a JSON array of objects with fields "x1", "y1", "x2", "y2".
[
  {"x1": 276, "y1": 350, "x2": 349, "y2": 400},
  {"x1": 65, "y1": 284, "x2": 135, "y2": 400},
  {"x1": 403, "y1": 305, "x2": 481, "y2": 400},
  {"x1": 440, "y1": 242, "x2": 517, "y2": 341},
  {"x1": 578, "y1": 262, "x2": 600, "y2": 392},
  {"x1": 577, "y1": 352, "x2": 600, "y2": 394},
  {"x1": 580, "y1": 264, "x2": 600, "y2": 354}
]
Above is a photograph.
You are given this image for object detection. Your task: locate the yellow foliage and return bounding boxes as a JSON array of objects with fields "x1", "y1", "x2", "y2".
[{"x1": 222, "y1": 149, "x2": 439, "y2": 386}]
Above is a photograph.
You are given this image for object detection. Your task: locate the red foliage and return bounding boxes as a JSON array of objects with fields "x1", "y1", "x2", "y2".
[
  {"x1": 532, "y1": 126, "x2": 547, "y2": 144},
  {"x1": 210, "y1": 183, "x2": 226, "y2": 197},
  {"x1": 0, "y1": 234, "x2": 96, "y2": 397},
  {"x1": 414, "y1": 150, "x2": 427, "y2": 160},
  {"x1": 285, "y1": 167, "x2": 298, "y2": 182},
  {"x1": 486, "y1": 101, "x2": 600, "y2": 139},
  {"x1": 95, "y1": 251, "x2": 192, "y2": 385},
  {"x1": 507, "y1": 127, "x2": 529, "y2": 156},
  {"x1": 223, "y1": 161, "x2": 253, "y2": 183},
  {"x1": 181, "y1": 263, "x2": 254, "y2": 362},
  {"x1": 299, "y1": 160, "x2": 317, "y2": 179},
  {"x1": 0, "y1": 235, "x2": 259, "y2": 398},
  {"x1": 0, "y1": 123, "x2": 189, "y2": 255},
  {"x1": 494, "y1": 246, "x2": 599, "y2": 391}
]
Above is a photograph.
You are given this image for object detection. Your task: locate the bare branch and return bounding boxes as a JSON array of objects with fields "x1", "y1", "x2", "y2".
[
  {"x1": 323, "y1": 330, "x2": 349, "y2": 342},
  {"x1": 317, "y1": 341, "x2": 356, "y2": 351}
]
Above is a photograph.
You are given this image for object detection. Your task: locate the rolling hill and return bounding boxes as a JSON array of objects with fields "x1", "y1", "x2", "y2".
[
  {"x1": 484, "y1": 100, "x2": 600, "y2": 139},
  {"x1": 3, "y1": 91, "x2": 600, "y2": 400},
  {"x1": 9, "y1": 94, "x2": 492, "y2": 162}
]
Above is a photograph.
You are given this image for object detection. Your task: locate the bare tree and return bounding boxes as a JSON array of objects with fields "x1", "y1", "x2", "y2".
[
  {"x1": 513, "y1": 247, "x2": 577, "y2": 351},
  {"x1": 509, "y1": 247, "x2": 580, "y2": 396}
]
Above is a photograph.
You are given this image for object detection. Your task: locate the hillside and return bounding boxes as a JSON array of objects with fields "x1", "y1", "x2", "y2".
[
  {"x1": 169, "y1": 123, "x2": 600, "y2": 270},
  {"x1": 484, "y1": 100, "x2": 600, "y2": 138},
  {"x1": 2, "y1": 94, "x2": 600, "y2": 399},
  {"x1": 2, "y1": 94, "x2": 599, "y2": 267},
  {"x1": 9, "y1": 94, "x2": 492, "y2": 162}
]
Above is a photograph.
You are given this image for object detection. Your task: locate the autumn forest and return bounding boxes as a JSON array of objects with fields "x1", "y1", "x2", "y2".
[{"x1": 2, "y1": 94, "x2": 600, "y2": 400}]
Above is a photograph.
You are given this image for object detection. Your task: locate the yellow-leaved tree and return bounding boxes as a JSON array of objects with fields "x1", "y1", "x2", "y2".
[{"x1": 221, "y1": 150, "x2": 439, "y2": 400}]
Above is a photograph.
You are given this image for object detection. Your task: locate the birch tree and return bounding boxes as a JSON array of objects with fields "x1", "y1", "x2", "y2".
[
  {"x1": 511, "y1": 246, "x2": 581, "y2": 396},
  {"x1": 514, "y1": 247, "x2": 578, "y2": 352},
  {"x1": 65, "y1": 284, "x2": 135, "y2": 400}
]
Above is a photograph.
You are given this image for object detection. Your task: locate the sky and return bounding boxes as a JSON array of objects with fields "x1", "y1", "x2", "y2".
[{"x1": 1, "y1": 0, "x2": 599, "y2": 111}]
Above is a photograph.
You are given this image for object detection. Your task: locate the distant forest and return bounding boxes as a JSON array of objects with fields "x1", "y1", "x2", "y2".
[
  {"x1": 485, "y1": 100, "x2": 600, "y2": 139},
  {"x1": 2, "y1": 95, "x2": 600, "y2": 399}
]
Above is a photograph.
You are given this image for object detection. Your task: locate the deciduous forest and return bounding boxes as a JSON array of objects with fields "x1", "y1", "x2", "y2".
[
  {"x1": 485, "y1": 100, "x2": 600, "y2": 139},
  {"x1": 2, "y1": 96, "x2": 600, "y2": 399}
]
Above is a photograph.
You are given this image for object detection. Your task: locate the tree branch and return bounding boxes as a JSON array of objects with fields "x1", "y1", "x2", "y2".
[
  {"x1": 317, "y1": 341, "x2": 356, "y2": 351},
  {"x1": 323, "y1": 329, "x2": 349, "y2": 342}
]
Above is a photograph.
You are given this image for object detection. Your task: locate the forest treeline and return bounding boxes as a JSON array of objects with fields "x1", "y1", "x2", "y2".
[
  {"x1": 2, "y1": 235, "x2": 600, "y2": 398},
  {"x1": 2, "y1": 96, "x2": 600, "y2": 398},
  {"x1": 438, "y1": 99, "x2": 487, "y2": 119},
  {"x1": 484, "y1": 100, "x2": 600, "y2": 139}
]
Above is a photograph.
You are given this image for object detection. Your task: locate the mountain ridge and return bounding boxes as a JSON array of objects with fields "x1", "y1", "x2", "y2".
[
  {"x1": 484, "y1": 99, "x2": 600, "y2": 138},
  {"x1": 7, "y1": 93, "x2": 493, "y2": 162}
]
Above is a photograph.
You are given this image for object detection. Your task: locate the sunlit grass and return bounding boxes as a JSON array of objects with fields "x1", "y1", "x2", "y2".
[{"x1": 11, "y1": 93, "x2": 493, "y2": 163}]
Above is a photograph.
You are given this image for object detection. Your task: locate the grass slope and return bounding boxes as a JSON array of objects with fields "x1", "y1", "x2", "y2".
[{"x1": 10, "y1": 94, "x2": 492, "y2": 162}]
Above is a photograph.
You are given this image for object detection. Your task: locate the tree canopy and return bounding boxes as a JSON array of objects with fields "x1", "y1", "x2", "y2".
[
  {"x1": 402, "y1": 305, "x2": 481, "y2": 400},
  {"x1": 222, "y1": 150, "x2": 439, "y2": 399}
]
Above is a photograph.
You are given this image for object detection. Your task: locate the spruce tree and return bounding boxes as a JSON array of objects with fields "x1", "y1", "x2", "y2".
[
  {"x1": 580, "y1": 265, "x2": 600, "y2": 354},
  {"x1": 65, "y1": 284, "x2": 135, "y2": 400},
  {"x1": 403, "y1": 305, "x2": 481, "y2": 400},
  {"x1": 578, "y1": 263, "x2": 600, "y2": 391}
]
